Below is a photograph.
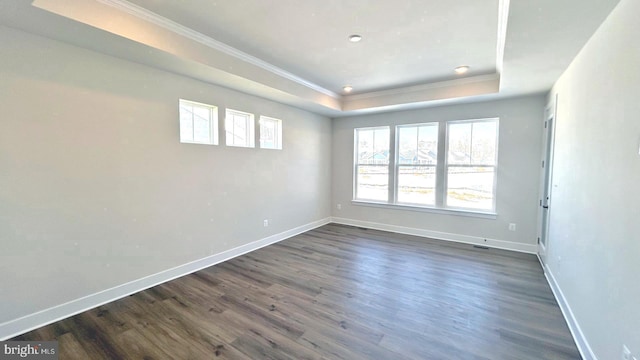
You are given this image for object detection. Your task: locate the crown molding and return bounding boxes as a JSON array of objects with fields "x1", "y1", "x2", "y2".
[
  {"x1": 343, "y1": 73, "x2": 500, "y2": 101},
  {"x1": 96, "y1": 0, "x2": 340, "y2": 99}
]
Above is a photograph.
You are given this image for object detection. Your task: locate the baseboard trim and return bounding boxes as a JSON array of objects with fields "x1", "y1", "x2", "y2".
[
  {"x1": 330, "y1": 217, "x2": 537, "y2": 254},
  {"x1": 541, "y1": 263, "x2": 597, "y2": 360},
  {"x1": 0, "y1": 217, "x2": 331, "y2": 341}
]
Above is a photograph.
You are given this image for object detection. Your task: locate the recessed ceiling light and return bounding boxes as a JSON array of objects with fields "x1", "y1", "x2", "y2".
[
  {"x1": 348, "y1": 35, "x2": 362, "y2": 43},
  {"x1": 454, "y1": 66, "x2": 470, "y2": 74},
  {"x1": 343, "y1": 85, "x2": 353, "y2": 93}
]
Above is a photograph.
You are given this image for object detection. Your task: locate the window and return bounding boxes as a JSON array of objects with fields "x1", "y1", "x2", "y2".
[
  {"x1": 354, "y1": 127, "x2": 390, "y2": 202},
  {"x1": 353, "y1": 118, "x2": 499, "y2": 214},
  {"x1": 259, "y1": 116, "x2": 282, "y2": 150},
  {"x1": 446, "y1": 119, "x2": 498, "y2": 211},
  {"x1": 225, "y1": 109, "x2": 255, "y2": 147},
  {"x1": 179, "y1": 99, "x2": 218, "y2": 145},
  {"x1": 396, "y1": 123, "x2": 439, "y2": 206}
]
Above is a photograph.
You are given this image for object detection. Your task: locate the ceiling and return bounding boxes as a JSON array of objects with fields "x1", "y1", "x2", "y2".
[
  {"x1": 127, "y1": 0, "x2": 500, "y2": 94},
  {"x1": 0, "y1": 0, "x2": 621, "y2": 117}
]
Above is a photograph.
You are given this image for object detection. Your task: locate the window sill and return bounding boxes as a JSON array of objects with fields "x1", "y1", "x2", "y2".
[{"x1": 351, "y1": 200, "x2": 498, "y2": 219}]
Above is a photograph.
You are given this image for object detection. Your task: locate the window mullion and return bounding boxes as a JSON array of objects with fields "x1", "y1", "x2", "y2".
[
  {"x1": 388, "y1": 126, "x2": 396, "y2": 204},
  {"x1": 435, "y1": 121, "x2": 447, "y2": 207}
]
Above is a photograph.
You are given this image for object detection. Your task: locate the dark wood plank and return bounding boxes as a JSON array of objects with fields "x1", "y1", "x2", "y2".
[{"x1": 10, "y1": 224, "x2": 581, "y2": 359}]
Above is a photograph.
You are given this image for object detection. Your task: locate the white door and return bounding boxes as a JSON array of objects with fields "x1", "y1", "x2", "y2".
[{"x1": 538, "y1": 99, "x2": 557, "y2": 264}]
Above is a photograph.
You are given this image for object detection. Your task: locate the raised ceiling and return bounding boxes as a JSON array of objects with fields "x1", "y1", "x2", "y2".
[
  {"x1": 0, "y1": 0, "x2": 621, "y2": 116},
  {"x1": 127, "y1": 0, "x2": 500, "y2": 95}
]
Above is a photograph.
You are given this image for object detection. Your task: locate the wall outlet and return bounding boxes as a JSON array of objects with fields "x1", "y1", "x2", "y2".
[
  {"x1": 337, "y1": 203, "x2": 342, "y2": 210},
  {"x1": 508, "y1": 223, "x2": 516, "y2": 231},
  {"x1": 263, "y1": 219, "x2": 269, "y2": 227},
  {"x1": 622, "y1": 345, "x2": 631, "y2": 360}
]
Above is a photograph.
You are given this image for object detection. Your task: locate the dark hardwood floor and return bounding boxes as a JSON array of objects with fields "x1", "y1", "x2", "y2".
[{"x1": 13, "y1": 224, "x2": 581, "y2": 359}]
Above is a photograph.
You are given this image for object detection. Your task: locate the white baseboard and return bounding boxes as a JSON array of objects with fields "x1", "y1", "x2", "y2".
[
  {"x1": 541, "y1": 262, "x2": 597, "y2": 360},
  {"x1": 330, "y1": 217, "x2": 538, "y2": 254},
  {"x1": 0, "y1": 217, "x2": 331, "y2": 341}
]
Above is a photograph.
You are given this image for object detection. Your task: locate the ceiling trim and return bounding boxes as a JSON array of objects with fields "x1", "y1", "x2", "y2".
[
  {"x1": 342, "y1": 74, "x2": 500, "y2": 112},
  {"x1": 96, "y1": 0, "x2": 340, "y2": 99},
  {"x1": 343, "y1": 73, "x2": 500, "y2": 101}
]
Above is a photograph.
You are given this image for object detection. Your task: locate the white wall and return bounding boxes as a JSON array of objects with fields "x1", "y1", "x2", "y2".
[
  {"x1": 0, "y1": 26, "x2": 331, "y2": 330},
  {"x1": 546, "y1": 0, "x2": 640, "y2": 358},
  {"x1": 331, "y1": 96, "x2": 545, "y2": 252}
]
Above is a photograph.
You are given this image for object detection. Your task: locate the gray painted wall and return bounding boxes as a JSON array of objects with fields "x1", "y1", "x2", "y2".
[
  {"x1": 331, "y1": 96, "x2": 545, "y2": 249},
  {"x1": 546, "y1": 0, "x2": 640, "y2": 358},
  {"x1": 0, "y1": 27, "x2": 332, "y2": 324}
]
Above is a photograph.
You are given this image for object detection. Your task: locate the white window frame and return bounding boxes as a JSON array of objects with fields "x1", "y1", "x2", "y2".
[
  {"x1": 259, "y1": 116, "x2": 282, "y2": 150},
  {"x1": 352, "y1": 118, "x2": 499, "y2": 216},
  {"x1": 444, "y1": 118, "x2": 499, "y2": 212},
  {"x1": 353, "y1": 126, "x2": 391, "y2": 202},
  {"x1": 225, "y1": 108, "x2": 255, "y2": 148},
  {"x1": 395, "y1": 122, "x2": 439, "y2": 206},
  {"x1": 179, "y1": 99, "x2": 218, "y2": 145}
]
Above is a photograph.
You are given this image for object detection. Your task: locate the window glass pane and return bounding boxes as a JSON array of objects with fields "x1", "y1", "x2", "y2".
[
  {"x1": 225, "y1": 110, "x2": 254, "y2": 147},
  {"x1": 446, "y1": 166, "x2": 495, "y2": 210},
  {"x1": 397, "y1": 166, "x2": 436, "y2": 205},
  {"x1": 179, "y1": 104, "x2": 194, "y2": 142},
  {"x1": 448, "y1": 123, "x2": 471, "y2": 165},
  {"x1": 398, "y1": 124, "x2": 438, "y2": 165},
  {"x1": 396, "y1": 123, "x2": 438, "y2": 206},
  {"x1": 261, "y1": 121, "x2": 274, "y2": 148},
  {"x1": 355, "y1": 127, "x2": 390, "y2": 202},
  {"x1": 357, "y1": 165, "x2": 388, "y2": 201},
  {"x1": 262, "y1": 120, "x2": 274, "y2": 142},
  {"x1": 259, "y1": 117, "x2": 282, "y2": 149},
  {"x1": 357, "y1": 128, "x2": 389, "y2": 165},
  {"x1": 192, "y1": 107, "x2": 210, "y2": 143},
  {"x1": 234, "y1": 116, "x2": 246, "y2": 144},
  {"x1": 357, "y1": 129, "x2": 374, "y2": 163},
  {"x1": 398, "y1": 126, "x2": 418, "y2": 165},
  {"x1": 373, "y1": 128, "x2": 390, "y2": 164},
  {"x1": 418, "y1": 125, "x2": 438, "y2": 164},
  {"x1": 471, "y1": 121, "x2": 497, "y2": 165},
  {"x1": 179, "y1": 100, "x2": 217, "y2": 145},
  {"x1": 225, "y1": 117, "x2": 236, "y2": 145}
]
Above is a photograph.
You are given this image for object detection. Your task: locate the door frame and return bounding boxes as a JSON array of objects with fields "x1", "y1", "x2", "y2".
[{"x1": 537, "y1": 95, "x2": 557, "y2": 264}]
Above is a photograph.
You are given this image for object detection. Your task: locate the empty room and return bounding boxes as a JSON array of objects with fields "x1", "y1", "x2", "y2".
[{"x1": 0, "y1": 0, "x2": 638, "y2": 359}]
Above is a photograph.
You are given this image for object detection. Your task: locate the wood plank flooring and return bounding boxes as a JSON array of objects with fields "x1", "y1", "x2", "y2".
[{"x1": 12, "y1": 224, "x2": 581, "y2": 359}]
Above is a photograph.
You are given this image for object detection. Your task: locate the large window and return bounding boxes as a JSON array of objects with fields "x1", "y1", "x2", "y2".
[
  {"x1": 353, "y1": 118, "x2": 498, "y2": 213},
  {"x1": 396, "y1": 123, "x2": 439, "y2": 206},
  {"x1": 354, "y1": 127, "x2": 390, "y2": 202},
  {"x1": 179, "y1": 99, "x2": 218, "y2": 145},
  {"x1": 446, "y1": 119, "x2": 498, "y2": 210},
  {"x1": 225, "y1": 109, "x2": 255, "y2": 148}
]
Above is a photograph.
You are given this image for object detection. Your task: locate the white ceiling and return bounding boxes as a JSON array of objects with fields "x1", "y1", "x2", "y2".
[
  {"x1": 127, "y1": 0, "x2": 500, "y2": 94},
  {"x1": 0, "y1": 0, "x2": 621, "y2": 117}
]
